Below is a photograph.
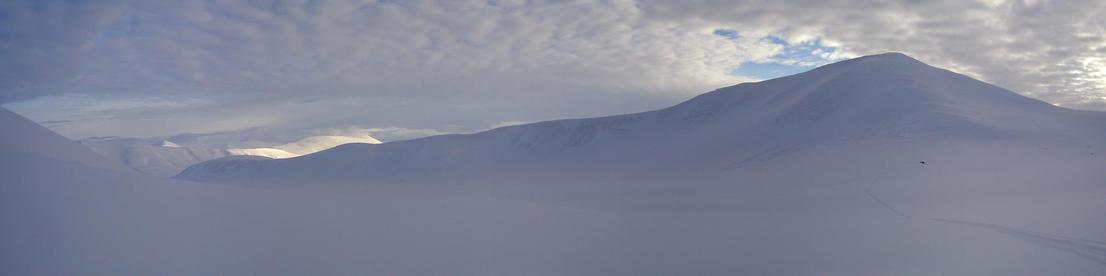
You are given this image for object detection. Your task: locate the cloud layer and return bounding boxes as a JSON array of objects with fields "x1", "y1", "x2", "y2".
[
  {"x1": 2, "y1": 0, "x2": 1104, "y2": 144},
  {"x1": 641, "y1": 0, "x2": 1106, "y2": 107}
]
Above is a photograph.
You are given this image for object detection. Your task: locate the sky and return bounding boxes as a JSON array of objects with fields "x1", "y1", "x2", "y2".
[{"x1": 1, "y1": 0, "x2": 1104, "y2": 147}]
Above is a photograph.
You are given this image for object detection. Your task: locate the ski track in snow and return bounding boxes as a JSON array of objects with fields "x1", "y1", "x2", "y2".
[
  {"x1": 865, "y1": 187, "x2": 912, "y2": 219},
  {"x1": 865, "y1": 187, "x2": 1106, "y2": 267},
  {"x1": 724, "y1": 145, "x2": 799, "y2": 170},
  {"x1": 931, "y1": 218, "x2": 1106, "y2": 267}
]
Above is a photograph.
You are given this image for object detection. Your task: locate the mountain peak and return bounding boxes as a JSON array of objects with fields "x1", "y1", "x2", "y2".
[
  {"x1": 158, "y1": 140, "x2": 182, "y2": 148},
  {"x1": 848, "y1": 52, "x2": 924, "y2": 64},
  {"x1": 662, "y1": 51, "x2": 1066, "y2": 142},
  {"x1": 815, "y1": 52, "x2": 931, "y2": 75},
  {"x1": 864, "y1": 51, "x2": 914, "y2": 59}
]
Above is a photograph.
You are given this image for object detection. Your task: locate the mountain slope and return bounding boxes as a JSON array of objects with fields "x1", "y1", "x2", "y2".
[
  {"x1": 0, "y1": 107, "x2": 129, "y2": 172},
  {"x1": 81, "y1": 138, "x2": 232, "y2": 177},
  {"x1": 176, "y1": 53, "x2": 1106, "y2": 183}
]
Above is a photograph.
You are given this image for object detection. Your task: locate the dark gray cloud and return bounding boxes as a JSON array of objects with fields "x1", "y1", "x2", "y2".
[{"x1": 1, "y1": 0, "x2": 1103, "y2": 144}]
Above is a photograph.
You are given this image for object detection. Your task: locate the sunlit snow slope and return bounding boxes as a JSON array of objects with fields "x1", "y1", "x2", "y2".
[{"x1": 226, "y1": 134, "x2": 382, "y2": 159}]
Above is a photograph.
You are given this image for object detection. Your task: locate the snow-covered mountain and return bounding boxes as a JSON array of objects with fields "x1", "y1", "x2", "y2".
[
  {"x1": 226, "y1": 134, "x2": 382, "y2": 159},
  {"x1": 5, "y1": 53, "x2": 1106, "y2": 274},
  {"x1": 0, "y1": 108, "x2": 130, "y2": 172},
  {"x1": 177, "y1": 53, "x2": 1106, "y2": 183},
  {"x1": 81, "y1": 138, "x2": 233, "y2": 177},
  {"x1": 80, "y1": 134, "x2": 381, "y2": 177}
]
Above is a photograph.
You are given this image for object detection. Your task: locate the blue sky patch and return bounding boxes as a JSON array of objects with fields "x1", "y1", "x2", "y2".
[
  {"x1": 732, "y1": 62, "x2": 814, "y2": 80},
  {"x1": 712, "y1": 29, "x2": 739, "y2": 40},
  {"x1": 731, "y1": 36, "x2": 841, "y2": 80}
]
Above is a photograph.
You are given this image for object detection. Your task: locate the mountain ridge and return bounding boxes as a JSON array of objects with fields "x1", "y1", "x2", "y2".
[{"x1": 175, "y1": 53, "x2": 1106, "y2": 183}]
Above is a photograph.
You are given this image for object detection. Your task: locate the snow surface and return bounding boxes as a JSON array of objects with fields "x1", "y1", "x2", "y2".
[{"x1": 4, "y1": 53, "x2": 1106, "y2": 274}]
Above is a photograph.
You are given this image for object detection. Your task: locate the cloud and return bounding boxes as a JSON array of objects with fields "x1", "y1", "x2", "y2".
[
  {"x1": 0, "y1": 0, "x2": 128, "y2": 102},
  {"x1": 638, "y1": 0, "x2": 1106, "y2": 108},
  {"x1": 2, "y1": 0, "x2": 785, "y2": 101},
  {"x1": 1, "y1": 0, "x2": 1104, "y2": 145},
  {"x1": 309, "y1": 127, "x2": 449, "y2": 143}
]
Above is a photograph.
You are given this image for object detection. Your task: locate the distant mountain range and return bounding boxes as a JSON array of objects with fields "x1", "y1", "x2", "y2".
[
  {"x1": 79, "y1": 134, "x2": 382, "y2": 177},
  {"x1": 177, "y1": 53, "x2": 1106, "y2": 184},
  {"x1": 4, "y1": 53, "x2": 1105, "y2": 274}
]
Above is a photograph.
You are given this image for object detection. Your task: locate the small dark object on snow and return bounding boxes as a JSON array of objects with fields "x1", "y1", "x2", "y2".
[{"x1": 919, "y1": 161, "x2": 926, "y2": 164}]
